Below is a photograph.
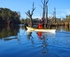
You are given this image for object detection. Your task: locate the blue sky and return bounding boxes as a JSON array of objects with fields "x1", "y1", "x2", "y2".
[{"x1": 0, "y1": 0, "x2": 70, "y2": 19}]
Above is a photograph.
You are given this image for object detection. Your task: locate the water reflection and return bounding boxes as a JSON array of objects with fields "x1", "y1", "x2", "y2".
[
  {"x1": 26, "y1": 31, "x2": 48, "y2": 54},
  {"x1": 0, "y1": 25, "x2": 20, "y2": 41},
  {"x1": 26, "y1": 32, "x2": 34, "y2": 47},
  {"x1": 4, "y1": 36, "x2": 19, "y2": 41},
  {"x1": 1, "y1": 25, "x2": 70, "y2": 57},
  {"x1": 27, "y1": 32, "x2": 32, "y2": 40},
  {"x1": 56, "y1": 26, "x2": 70, "y2": 32},
  {"x1": 37, "y1": 32, "x2": 48, "y2": 54}
]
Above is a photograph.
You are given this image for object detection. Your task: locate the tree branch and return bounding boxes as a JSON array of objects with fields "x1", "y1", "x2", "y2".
[
  {"x1": 31, "y1": 2, "x2": 36, "y2": 16},
  {"x1": 46, "y1": 0, "x2": 49, "y2": 4}
]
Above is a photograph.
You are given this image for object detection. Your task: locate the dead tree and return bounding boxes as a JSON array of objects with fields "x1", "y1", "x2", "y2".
[
  {"x1": 41, "y1": 0, "x2": 49, "y2": 28},
  {"x1": 45, "y1": 0, "x2": 49, "y2": 28},
  {"x1": 41, "y1": 0, "x2": 45, "y2": 19},
  {"x1": 25, "y1": 3, "x2": 36, "y2": 27},
  {"x1": 53, "y1": 8, "x2": 56, "y2": 23}
]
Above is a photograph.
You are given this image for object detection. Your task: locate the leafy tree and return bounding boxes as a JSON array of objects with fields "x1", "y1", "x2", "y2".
[{"x1": 0, "y1": 8, "x2": 20, "y2": 25}]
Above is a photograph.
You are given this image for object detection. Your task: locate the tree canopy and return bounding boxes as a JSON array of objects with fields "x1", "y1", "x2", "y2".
[{"x1": 0, "y1": 8, "x2": 20, "y2": 24}]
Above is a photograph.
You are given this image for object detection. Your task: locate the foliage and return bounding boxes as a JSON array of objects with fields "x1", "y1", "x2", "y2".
[
  {"x1": 62, "y1": 15, "x2": 70, "y2": 22},
  {"x1": 0, "y1": 8, "x2": 20, "y2": 24}
]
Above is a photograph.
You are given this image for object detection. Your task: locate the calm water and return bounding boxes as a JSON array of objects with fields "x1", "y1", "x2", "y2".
[{"x1": 0, "y1": 25, "x2": 70, "y2": 57}]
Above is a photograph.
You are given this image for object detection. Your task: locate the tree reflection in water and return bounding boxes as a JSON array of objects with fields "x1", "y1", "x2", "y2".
[
  {"x1": 37, "y1": 32, "x2": 48, "y2": 54},
  {"x1": 27, "y1": 32, "x2": 34, "y2": 47},
  {"x1": 0, "y1": 25, "x2": 20, "y2": 43},
  {"x1": 26, "y1": 31, "x2": 48, "y2": 54}
]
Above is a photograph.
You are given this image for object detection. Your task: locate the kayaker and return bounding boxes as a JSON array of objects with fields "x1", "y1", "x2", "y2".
[
  {"x1": 38, "y1": 20, "x2": 43, "y2": 29},
  {"x1": 24, "y1": 22, "x2": 28, "y2": 30},
  {"x1": 42, "y1": 18, "x2": 45, "y2": 28}
]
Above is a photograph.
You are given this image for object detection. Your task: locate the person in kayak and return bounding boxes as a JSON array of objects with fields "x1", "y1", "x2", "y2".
[
  {"x1": 24, "y1": 22, "x2": 28, "y2": 30},
  {"x1": 42, "y1": 18, "x2": 45, "y2": 28},
  {"x1": 38, "y1": 20, "x2": 43, "y2": 29}
]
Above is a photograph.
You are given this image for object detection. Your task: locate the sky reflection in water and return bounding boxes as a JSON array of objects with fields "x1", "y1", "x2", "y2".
[{"x1": 0, "y1": 26, "x2": 70, "y2": 57}]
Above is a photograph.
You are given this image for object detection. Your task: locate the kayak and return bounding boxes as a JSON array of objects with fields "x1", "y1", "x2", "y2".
[{"x1": 26, "y1": 27, "x2": 56, "y2": 33}]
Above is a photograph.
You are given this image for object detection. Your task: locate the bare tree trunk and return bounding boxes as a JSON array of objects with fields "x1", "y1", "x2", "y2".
[
  {"x1": 42, "y1": 0, "x2": 45, "y2": 19},
  {"x1": 29, "y1": 17, "x2": 33, "y2": 27},
  {"x1": 46, "y1": 5, "x2": 48, "y2": 28},
  {"x1": 25, "y1": 2, "x2": 36, "y2": 27},
  {"x1": 41, "y1": 0, "x2": 49, "y2": 28},
  {"x1": 54, "y1": 8, "x2": 56, "y2": 23}
]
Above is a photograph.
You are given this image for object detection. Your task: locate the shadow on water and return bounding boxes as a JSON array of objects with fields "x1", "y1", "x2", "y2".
[{"x1": 0, "y1": 24, "x2": 20, "y2": 41}]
